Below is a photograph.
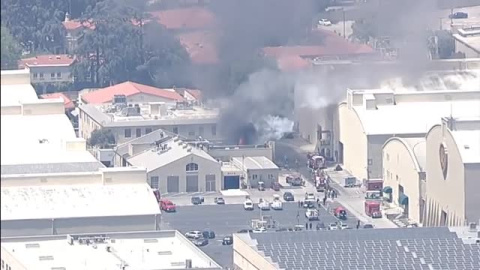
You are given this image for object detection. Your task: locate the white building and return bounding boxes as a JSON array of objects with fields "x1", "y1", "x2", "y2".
[
  {"x1": 232, "y1": 156, "x2": 280, "y2": 188},
  {"x1": 453, "y1": 27, "x2": 480, "y2": 58},
  {"x1": 127, "y1": 137, "x2": 222, "y2": 193},
  {"x1": 382, "y1": 137, "x2": 427, "y2": 224},
  {"x1": 424, "y1": 117, "x2": 480, "y2": 227},
  {"x1": 1, "y1": 231, "x2": 222, "y2": 270},
  {"x1": 79, "y1": 101, "x2": 220, "y2": 144},
  {"x1": 337, "y1": 88, "x2": 480, "y2": 181},
  {"x1": 18, "y1": 55, "x2": 76, "y2": 84}
]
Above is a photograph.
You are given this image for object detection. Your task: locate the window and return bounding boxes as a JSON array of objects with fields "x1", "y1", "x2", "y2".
[
  {"x1": 173, "y1": 127, "x2": 178, "y2": 134},
  {"x1": 124, "y1": 129, "x2": 131, "y2": 138},
  {"x1": 33, "y1": 73, "x2": 38, "y2": 79},
  {"x1": 51, "y1": 72, "x2": 55, "y2": 78},
  {"x1": 211, "y1": 125, "x2": 217, "y2": 136},
  {"x1": 268, "y1": 174, "x2": 274, "y2": 180},
  {"x1": 186, "y1": 163, "x2": 199, "y2": 172},
  {"x1": 150, "y1": 176, "x2": 159, "y2": 189},
  {"x1": 199, "y1": 126, "x2": 204, "y2": 136},
  {"x1": 56, "y1": 72, "x2": 61, "y2": 78},
  {"x1": 252, "y1": 174, "x2": 258, "y2": 180},
  {"x1": 146, "y1": 128, "x2": 152, "y2": 134},
  {"x1": 136, "y1": 128, "x2": 141, "y2": 138},
  {"x1": 39, "y1": 73, "x2": 44, "y2": 78}
]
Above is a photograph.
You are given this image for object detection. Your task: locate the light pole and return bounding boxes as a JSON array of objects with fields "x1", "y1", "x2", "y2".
[{"x1": 342, "y1": 8, "x2": 346, "y2": 39}]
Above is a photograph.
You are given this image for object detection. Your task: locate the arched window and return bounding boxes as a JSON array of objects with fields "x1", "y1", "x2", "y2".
[{"x1": 186, "y1": 163, "x2": 199, "y2": 172}]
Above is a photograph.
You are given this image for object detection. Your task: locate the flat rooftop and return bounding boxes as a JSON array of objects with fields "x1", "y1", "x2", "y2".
[
  {"x1": 1, "y1": 184, "x2": 160, "y2": 221},
  {"x1": 232, "y1": 156, "x2": 279, "y2": 170},
  {"x1": 451, "y1": 129, "x2": 480, "y2": 164},
  {"x1": 1, "y1": 231, "x2": 221, "y2": 270},
  {"x1": 80, "y1": 103, "x2": 219, "y2": 127},
  {"x1": 454, "y1": 31, "x2": 480, "y2": 54},
  {"x1": 237, "y1": 227, "x2": 480, "y2": 270},
  {"x1": 0, "y1": 83, "x2": 38, "y2": 107}
]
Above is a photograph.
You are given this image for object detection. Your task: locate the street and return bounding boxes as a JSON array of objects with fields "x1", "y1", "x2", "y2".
[{"x1": 161, "y1": 203, "x2": 362, "y2": 268}]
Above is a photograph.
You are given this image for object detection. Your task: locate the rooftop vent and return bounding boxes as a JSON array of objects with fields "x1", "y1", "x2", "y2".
[
  {"x1": 39, "y1": 256, "x2": 54, "y2": 261},
  {"x1": 26, "y1": 243, "x2": 40, "y2": 248}
]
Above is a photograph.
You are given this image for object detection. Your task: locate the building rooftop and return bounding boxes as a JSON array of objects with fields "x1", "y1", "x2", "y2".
[
  {"x1": 18, "y1": 54, "x2": 76, "y2": 68},
  {"x1": 81, "y1": 81, "x2": 184, "y2": 104},
  {"x1": 80, "y1": 103, "x2": 219, "y2": 127},
  {"x1": 451, "y1": 129, "x2": 480, "y2": 164},
  {"x1": 232, "y1": 156, "x2": 279, "y2": 170},
  {"x1": 1, "y1": 161, "x2": 104, "y2": 175},
  {"x1": 1, "y1": 183, "x2": 160, "y2": 221},
  {"x1": 127, "y1": 138, "x2": 219, "y2": 172},
  {"x1": 150, "y1": 7, "x2": 216, "y2": 30},
  {"x1": 1, "y1": 84, "x2": 38, "y2": 107},
  {"x1": 115, "y1": 129, "x2": 175, "y2": 157},
  {"x1": 1, "y1": 231, "x2": 222, "y2": 270},
  {"x1": 40, "y1": 92, "x2": 75, "y2": 109},
  {"x1": 238, "y1": 227, "x2": 480, "y2": 270},
  {"x1": 453, "y1": 27, "x2": 480, "y2": 54}
]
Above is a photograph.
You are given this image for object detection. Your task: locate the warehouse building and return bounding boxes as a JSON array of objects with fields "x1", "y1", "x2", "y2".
[
  {"x1": 127, "y1": 137, "x2": 222, "y2": 193},
  {"x1": 382, "y1": 137, "x2": 427, "y2": 224},
  {"x1": 232, "y1": 156, "x2": 280, "y2": 189},
  {"x1": 424, "y1": 117, "x2": 480, "y2": 227},
  {"x1": 233, "y1": 226, "x2": 480, "y2": 270},
  {"x1": 1, "y1": 230, "x2": 221, "y2": 270},
  {"x1": 337, "y1": 88, "x2": 480, "y2": 181}
]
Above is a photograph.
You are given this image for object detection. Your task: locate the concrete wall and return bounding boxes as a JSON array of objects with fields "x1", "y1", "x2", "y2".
[
  {"x1": 28, "y1": 65, "x2": 73, "y2": 84},
  {"x1": 0, "y1": 246, "x2": 28, "y2": 270},
  {"x1": 0, "y1": 69, "x2": 31, "y2": 85},
  {"x1": 208, "y1": 146, "x2": 273, "y2": 162},
  {"x1": 246, "y1": 168, "x2": 279, "y2": 188},
  {"x1": 465, "y1": 163, "x2": 480, "y2": 224},
  {"x1": 367, "y1": 135, "x2": 392, "y2": 179},
  {"x1": 455, "y1": 39, "x2": 480, "y2": 59},
  {"x1": 148, "y1": 154, "x2": 222, "y2": 193},
  {"x1": 338, "y1": 103, "x2": 369, "y2": 180},
  {"x1": 383, "y1": 138, "x2": 423, "y2": 224},
  {"x1": 425, "y1": 125, "x2": 466, "y2": 226},
  {"x1": 233, "y1": 234, "x2": 278, "y2": 270},
  {"x1": 21, "y1": 100, "x2": 65, "y2": 115},
  {"x1": 126, "y1": 93, "x2": 178, "y2": 105},
  {"x1": 1, "y1": 215, "x2": 159, "y2": 238}
]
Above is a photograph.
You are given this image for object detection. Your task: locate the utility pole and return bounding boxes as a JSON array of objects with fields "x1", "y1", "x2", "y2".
[{"x1": 342, "y1": 8, "x2": 346, "y2": 39}]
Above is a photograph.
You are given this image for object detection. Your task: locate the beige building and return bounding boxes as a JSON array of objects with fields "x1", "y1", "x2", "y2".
[
  {"x1": 424, "y1": 117, "x2": 480, "y2": 227},
  {"x1": 1, "y1": 231, "x2": 221, "y2": 270},
  {"x1": 232, "y1": 156, "x2": 280, "y2": 189},
  {"x1": 127, "y1": 136, "x2": 222, "y2": 193},
  {"x1": 453, "y1": 27, "x2": 480, "y2": 58},
  {"x1": 382, "y1": 137, "x2": 427, "y2": 224},
  {"x1": 18, "y1": 54, "x2": 76, "y2": 84},
  {"x1": 79, "y1": 101, "x2": 219, "y2": 144},
  {"x1": 337, "y1": 88, "x2": 480, "y2": 181}
]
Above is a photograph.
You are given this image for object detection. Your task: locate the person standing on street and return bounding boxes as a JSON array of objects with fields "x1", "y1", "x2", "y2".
[
  {"x1": 309, "y1": 223, "x2": 313, "y2": 230},
  {"x1": 323, "y1": 197, "x2": 327, "y2": 206},
  {"x1": 356, "y1": 220, "x2": 361, "y2": 229},
  {"x1": 305, "y1": 222, "x2": 309, "y2": 230}
]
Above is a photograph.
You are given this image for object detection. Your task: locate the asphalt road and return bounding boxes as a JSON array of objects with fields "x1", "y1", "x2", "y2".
[{"x1": 161, "y1": 203, "x2": 362, "y2": 268}]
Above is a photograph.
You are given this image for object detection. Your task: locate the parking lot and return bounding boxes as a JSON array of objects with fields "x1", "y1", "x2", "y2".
[{"x1": 160, "y1": 202, "x2": 363, "y2": 268}]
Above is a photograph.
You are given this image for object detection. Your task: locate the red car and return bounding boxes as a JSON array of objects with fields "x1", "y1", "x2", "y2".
[{"x1": 160, "y1": 199, "x2": 176, "y2": 212}]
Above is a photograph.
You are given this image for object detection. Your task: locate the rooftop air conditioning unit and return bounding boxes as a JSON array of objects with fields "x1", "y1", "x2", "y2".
[{"x1": 469, "y1": 222, "x2": 478, "y2": 232}]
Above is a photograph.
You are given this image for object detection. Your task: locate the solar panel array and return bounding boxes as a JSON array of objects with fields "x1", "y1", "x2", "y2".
[{"x1": 252, "y1": 227, "x2": 480, "y2": 270}]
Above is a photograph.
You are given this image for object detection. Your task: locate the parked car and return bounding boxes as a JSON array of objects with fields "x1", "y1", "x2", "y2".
[
  {"x1": 340, "y1": 224, "x2": 351, "y2": 230},
  {"x1": 258, "y1": 199, "x2": 271, "y2": 210},
  {"x1": 303, "y1": 200, "x2": 316, "y2": 208},
  {"x1": 202, "y1": 230, "x2": 215, "y2": 239},
  {"x1": 191, "y1": 196, "x2": 203, "y2": 205},
  {"x1": 271, "y1": 182, "x2": 281, "y2": 191},
  {"x1": 258, "y1": 181, "x2": 266, "y2": 191},
  {"x1": 372, "y1": 211, "x2": 383, "y2": 219},
  {"x1": 214, "y1": 197, "x2": 225, "y2": 205},
  {"x1": 305, "y1": 193, "x2": 315, "y2": 201},
  {"x1": 363, "y1": 224, "x2": 374, "y2": 229},
  {"x1": 192, "y1": 238, "x2": 209, "y2": 247},
  {"x1": 449, "y1": 12, "x2": 468, "y2": 19},
  {"x1": 283, "y1": 192, "x2": 295, "y2": 201},
  {"x1": 272, "y1": 200, "x2": 283, "y2": 210},
  {"x1": 243, "y1": 200, "x2": 254, "y2": 210},
  {"x1": 222, "y1": 236, "x2": 233, "y2": 245},
  {"x1": 185, "y1": 231, "x2": 203, "y2": 239},
  {"x1": 316, "y1": 222, "x2": 326, "y2": 230},
  {"x1": 237, "y1": 229, "x2": 253, "y2": 233},
  {"x1": 252, "y1": 227, "x2": 266, "y2": 233},
  {"x1": 318, "y1": 18, "x2": 332, "y2": 26},
  {"x1": 160, "y1": 199, "x2": 176, "y2": 212},
  {"x1": 328, "y1": 223, "x2": 338, "y2": 230}
]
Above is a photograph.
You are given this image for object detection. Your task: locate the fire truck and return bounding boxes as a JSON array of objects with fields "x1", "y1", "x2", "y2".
[
  {"x1": 314, "y1": 169, "x2": 327, "y2": 192},
  {"x1": 307, "y1": 154, "x2": 326, "y2": 170}
]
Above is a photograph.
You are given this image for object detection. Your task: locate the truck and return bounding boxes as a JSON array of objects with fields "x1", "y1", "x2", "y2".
[
  {"x1": 160, "y1": 199, "x2": 176, "y2": 212},
  {"x1": 286, "y1": 173, "x2": 304, "y2": 186},
  {"x1": 308, "y1": 155, "x2": 326, "y2": 170},
  {"x1": 305, "y1": 209, "x2": 319, "y2": 220},
  {"x1": 314, "y1": 170, "x2": 327, "y2": 192}
]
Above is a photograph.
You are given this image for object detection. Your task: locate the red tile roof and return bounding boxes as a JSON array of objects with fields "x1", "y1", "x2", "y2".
[
  {"x1": 276, "y1": 56, "x2": 312, "y2": 72},
  {"x1": 176, "y1": 31, "x2": 219, "y2": 65},
  {"x1": 19, "y1": 55, "x2": 76, "y2": 67},
  {"x1": 150, "y1": 7, "x2": 216, "y2": 30},
  {"x1": 40, "y1": 92, "x2": 75, "y2": 110},
  {"x1": 62, "y1": 20, "x2": 95, "y2": 31},
  {"x1": 81, "y1": 81, "x2": 185, "y2": 104},
  {"x1": 185, "y1": 89, "x2": 202, "y2": 100}
]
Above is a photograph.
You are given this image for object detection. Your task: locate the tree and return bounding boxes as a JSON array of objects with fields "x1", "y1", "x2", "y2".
[
  {"x1": 88, "y1": 129, "x2": 115, "y2": 148},
  {"x1": 1, "y1": 26, "x2": 21, "y2": 69}
]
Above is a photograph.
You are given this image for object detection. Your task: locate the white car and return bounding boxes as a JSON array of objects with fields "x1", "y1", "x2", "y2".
[
  {"x1": 272, "y1": 200, "x2": 283, "y2": 210},
  {"x1": 305, "y1": 193, "x2": 315, "y2": 201},
  {"x1": 252, "y1": 227, "x2": 266, "y2": 233},
  {"x1": 340, "y1": 224, "x2": 351, "y2": 230},
  {"x1": 258, "y1": 200, "x2": 271, "y2": 210},
  {"x1": 318, "y1": 19, "x2": 332, "y2": 26},
  {"x1": 243, "y1": 200, "x2": 254, "y2": 210},
  {"x1": 328, "y1": 223, "x2": 338, "y2": 231},
  {"x1": 185, "y1": 231, "x2": 202, "y2": 239}
]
